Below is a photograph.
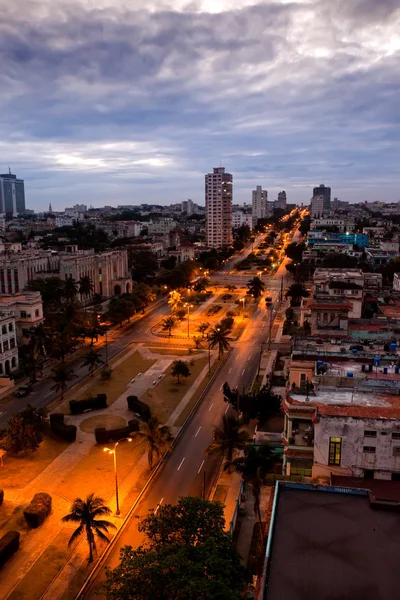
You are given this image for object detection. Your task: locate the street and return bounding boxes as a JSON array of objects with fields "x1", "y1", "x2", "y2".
[{"x1": 81, "y1": 266, "x2": 284, "y2": 599}]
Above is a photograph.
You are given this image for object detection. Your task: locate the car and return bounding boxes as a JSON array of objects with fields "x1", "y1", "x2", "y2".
[
  {"x1": 265, "y1": 296, "x2": 273, "y2": 305},
  {"x1": 15, "y1": 384, "x2": 33, "y2": 397}
]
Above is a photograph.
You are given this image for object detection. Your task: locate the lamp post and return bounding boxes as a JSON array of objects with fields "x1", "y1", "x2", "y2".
[
  {"x1": 105, "y1": 330, "x2": 108, "y2": 366},
  {"x1": 258, "y1": 270, "x2": 262, "y2": 280},
  {"x1": 207, "y1": 333, "x2": 211, "y2": 373},
  {"x1": 240, "y1": 297, "x2": 245, "y2": 314},
  {"x1": 184, "y1": 303, "x2": 193, "y2": 338},
  {"x1": 104, "y1": 437, "x2": 132, "y2": 515}
]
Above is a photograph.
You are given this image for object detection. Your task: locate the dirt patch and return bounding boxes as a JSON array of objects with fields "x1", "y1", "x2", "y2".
[
  {"x1": 79, "y1": 415, "x2": 127, "y2": 434},
  {"x1": 141, "y1": 356, "x2": 208, "y2": 423},
  {"x1": 0, "y1": 435, "x2": 69, "y2": 490}
]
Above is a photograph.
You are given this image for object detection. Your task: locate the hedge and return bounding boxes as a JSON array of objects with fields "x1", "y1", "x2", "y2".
[
  {"x1": 127, "y1": 396, "x2": 151, "y2": 421},
  {"x1": 24, "y1": 492, "x2": 52, "y2": 528},
  {"x1": 0, "y1": 531, "x2": 20, "y2": 568},
  {"x1": 50, "y1": 413, "x2": 77, "y2": 442},
  {"x1": 0, "y1": 490, "x2": 3, "y2": 506},
  {"x1": 69, "y1": 394, "x2": 107, "y2": 415},
  {"x1": 95, "y1": 419, "x2": 139, "y2": 444}
]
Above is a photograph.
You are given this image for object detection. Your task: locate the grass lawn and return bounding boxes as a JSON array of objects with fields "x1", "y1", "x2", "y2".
[
  {"x1": 174, "y1": 359, "x2": 220, "y2": 427},
  {"x1": 147, "y1": 347, "x2": 199, "y2": 356},
  {"x1": 0, "y1": 434, "x2": 69, "y2": 490},
  {"x1": 8, "y1": 528, "x2": 80, "y2": 600},
  {"x1": 54, "y1": 439, "x2": 145, "y2": 503},
  {"x1": 74, "y1": 351, "x2": 155, "y2": 407},
  {"x1": 142, "y1": 356, "x2": 208, "y2": 423}
]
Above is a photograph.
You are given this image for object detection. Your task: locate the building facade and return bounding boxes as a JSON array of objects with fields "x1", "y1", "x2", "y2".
[
  {"x1": 0, "y1": 311, "x2": 18, "y2": 375},
  {"x1": 275, "y1": 191, "x2": 287, "y2": 211},
  {"x1": 0, "y1": 170, "x2": 26, "y2": 216},
  {"x1": 0, "y1": 292, "x2": 44, "y2": 342},
  {"x1": 232, "y1": 211, "x2": 253, "y2": 230},
  {"x1": 252, "y1": 185, "x2": 268, "y2": 226},
  {"x1": 205, "y1": 167, "x2": 233, "y2": 248}
]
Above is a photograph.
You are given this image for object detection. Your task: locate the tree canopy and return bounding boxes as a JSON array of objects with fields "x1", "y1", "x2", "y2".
[{"x1": 103, "y1": 497, "x2": 250, "y2": 600}]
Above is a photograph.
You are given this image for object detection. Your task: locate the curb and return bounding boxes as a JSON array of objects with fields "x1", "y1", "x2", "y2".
[{"x1": 74, "y1": 348, "x2": 232, "y2": 599}]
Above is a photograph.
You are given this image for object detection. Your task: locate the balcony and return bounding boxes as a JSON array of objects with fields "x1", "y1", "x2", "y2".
[{"x1": 284, "y1": 421, "x2": 314, "y2": 453}]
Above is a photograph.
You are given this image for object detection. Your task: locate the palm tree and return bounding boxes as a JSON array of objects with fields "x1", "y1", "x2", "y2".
[
  {"x1": 82, "y1": 348, "x2": 104, "y2": 377},
  {"x1": 208, "y1": 326, "x2": 232, "y2": 360},
  {"x1": 24, "y1": 325, "x2": 48, "y2": 383},
  {"x1": 61, "y1": 494, "x2": 116, "y2": 563},
  {"x1": 197, "y1": 322, "x2": 210, "y2": 338},
  {"x1": 79, "y1": 276, "x2": 94, "y2": 307},
  {"x1": 134, "y1": 417, "x2": 173, "y2": 470},
  {"x1": 51, "y1": 363, "x2": 76, "y2": 399},
  {"x1": 206, "y1": 415, "x2": 249, "y2": 466},
  {"x1": 161, "y1": 316, "x2": 175, "y2": 337},
  {"x1": 285, "y1": 283, "x2": 309, "y2": 307},
  {"x1": 246, "y1": 276, "x2": 265, "y2": 299},
  {"x1": 229, "y1": 444, "x2": 275, "y2": 537},
  {"x1": 64, "y1": 278, "x2": 78, "y2": 302}
]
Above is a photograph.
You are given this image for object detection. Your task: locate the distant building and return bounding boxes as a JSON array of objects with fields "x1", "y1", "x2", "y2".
[
  {"x1": 251, "y1": 185, "x2": 268, "y2": 226},
  {"x1": 0, "y1": 170, "x2": 26, "y2": 216},
  {"x1": 313, "y1": 183, "x2": 331, "y2": 205},
  {"x1": 311, "y1": 184, "x2": 331, "y2": 219},
  {"x1": 181, "y1": 199, "x2": 195, "y2": 215},
  {"x1": 232, "y1": 211, "x2": 253, "y2": 230},
  {"x1": 0, "y1": 291, "x2": 44, "y2": 342},
  {"x1": 274, "y1": 190, "x2": 287, "y2": 211},
  {"x1": 205, "y1": 167, "x2": 233, "y2": 248}
]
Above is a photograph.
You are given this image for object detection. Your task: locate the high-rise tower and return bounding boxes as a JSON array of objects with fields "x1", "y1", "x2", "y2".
[{"x1": 205, "y1": 167, "x2": 233, "y2": 248}]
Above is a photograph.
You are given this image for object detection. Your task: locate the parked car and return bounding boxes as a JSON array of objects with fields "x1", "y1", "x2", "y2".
[
  {"x1": 265, "y1": 296, "x2": 273, "y2": 305},
  {"x1": 15, "y1": 384, "x2": 33, "y2": 397}
]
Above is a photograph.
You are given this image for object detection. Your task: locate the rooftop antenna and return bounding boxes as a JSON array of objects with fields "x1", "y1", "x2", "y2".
[{"x1": 8, "y1": 167, "x2": 11, "y2": 175}]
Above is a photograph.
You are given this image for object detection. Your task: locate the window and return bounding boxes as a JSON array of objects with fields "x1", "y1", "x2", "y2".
[
  {"x1": 364, "y1": 430, "x2": 377, "y2": 438},
  {"x1": 1, "y1": 325, "x2": 6, "y2": 334},
  {"x1": 393, "y1": 447, "x2": 400, "y2": 457},
  {"x1": 363, "y1": 446, "x2": 376, "y2": 454},
  {"x1": 392, "y1": 432, "x2": 400, "y2": 439},
  {"x1": 8, "y1": 323, "x2": 13, "y2": 332},
  {"x1": 3, "y1": 340, "x2": 8, "y2": 352},
  {"x1": 329, "y1": 437, "x2": 342, "y2": 466},
  {"x1": 35, "y1": 309, "x2": 39, "y2": 317},
  {"x1": 10, "y1": 338, "x2": 15, "y2": 349},
  {"x1": 20, "y1": 311, "x2": 27, "y2": 319}
]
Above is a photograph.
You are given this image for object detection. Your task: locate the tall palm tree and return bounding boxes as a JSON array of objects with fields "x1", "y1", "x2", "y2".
[
  {"x1": 78, "y1": 276, "x2": 94, "y2": 307},
  {"x1": 206, "y1": 415, "x2": 249, "y2": 466},
  {"x1": 208, "y1": 326, "x2": 232, "y2": 360},
  {"x1": 82, "y1": 348, "x2": 104, "y2": 377},
  {"x1": 246, "y1": 276, "x2": 265, "y2": 299},
  {"x1": 285, "y1": 283, "x2": 309, "y2": 307},
  {"x1": 197, "y1": 322, "x2": 210, "y2": 338},
  {"x1": 161, "y1": 316, "x2": 175, "y2": 337},
  {"x1": 134, "y1": 417, "x2": 173, "y2": 470},
  {"x1": 229, "y1": 444, "x2": 275, "y2": 537},
  {"x1": 51, "y1": 363, "x2": 76, "y2": 399},
  {"x1": 64, "y1": 278, "x2": 78, "y2": 302},
  {"x1": 61, "y1": 494, "x2": 116, "y2": 563}
]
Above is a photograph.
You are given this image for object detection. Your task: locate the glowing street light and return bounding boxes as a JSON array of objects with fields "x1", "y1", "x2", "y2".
[
  {"x1": 104, "y1": 437, "x2": 132, "y2": 515},
  {"x1": 184, "y1": 303, "x2": 194, "y2": 338}
]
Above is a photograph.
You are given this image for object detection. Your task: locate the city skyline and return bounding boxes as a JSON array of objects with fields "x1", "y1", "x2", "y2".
[{"x1": 1, "y1": 0, "x2": 399, "y2": 210}]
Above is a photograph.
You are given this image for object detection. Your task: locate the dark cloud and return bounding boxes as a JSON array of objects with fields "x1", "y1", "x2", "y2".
[{"x1": 0, "y1": 0, "x2": 399, "y2": 208}]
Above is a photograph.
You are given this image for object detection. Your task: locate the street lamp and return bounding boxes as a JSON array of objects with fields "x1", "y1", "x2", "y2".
[
  {"x1": 258, "y1": 270, "x2": 262, "y2": 280},
  {"x1": 104, "y1": 437, "x2": 132, "y2": 515},
  {"x1": 240, "y1": 297, "x2": 245, "y2": 313},
  {"x1": 184, "y1": 303, "x2": 193, "y2": 338}
]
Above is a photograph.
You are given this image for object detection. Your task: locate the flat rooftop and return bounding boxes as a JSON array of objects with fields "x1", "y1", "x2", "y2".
[{"x1": 265, "y1": 483, "x2": 400, "y2": 600}]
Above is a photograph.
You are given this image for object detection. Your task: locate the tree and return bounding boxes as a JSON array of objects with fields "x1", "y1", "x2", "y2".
[
  {"x1": 246, "y1": 276, "x2": 265, "y2": 299},
  {"x1": 62, "y1": 494, "x2": 116, "y2": 563},
  {"x1": 129, "y1": 250, "x2": 158, "y2": 282},
  {"x1": 161, "y1": 316, "x2": 175, "y2": 337},
  {"x1": 82, "y1": 348, "x2": 104, "y2": 376},
  {"x1": 219, "y1": 315, "x2": 234, "y2": 332},
  {"x1": 171, "y1": 360, "x2": 191, "y2": 384},
  {"x1": 197, "y1": 322, "x2": 210, "y2": 338},
  {"x1": 193, "y1": 277, "x2": 209, "y2": 292},
  {"x1": 222, "y1": 383, "x2": 281, "y2": 423},
  {"x1": 192, "y1": 335, "x2": 203, "y2": 349},
  {"x1": 63, "y1": 278, "x2": 79, "y2": 302},
  {"x1": 208, "y1": 326, "x2": 232, "y2": 360},
  {"x1": 105, "y1": 298, "x2": 135, "y2": 326},
  {"x1": 285, "y1": 242, "x2": 306, "y2": 263},
  {"x1": 229, "y1": 444, "x2": 276, "y2": 536},
  {"x1": 168, "y1": 290, "x2": 183, "y2": 313},
  {"x1": 303, "y1": 320, "x2": 311, "y2": 335},
  {"x1": 206, "y1": 415, "x2": 249, "y2": 465},
  {"x1": 285, "y1": 283, "x2": 309, "y2": 307},
  {"x1": 103, "y1": 497, "x2": 250, "y2": 600},
  {"x1": 79, "y1": 276, "x2": 93, "y2": 305},
  {"x1": 134, "y1": 417, "x2": 173, "y2": 470},
  {"x1": 51, "y1": 363, "x2": 76, "y2": 399},
  {"x1": 0, "y1": 405, "x2": 47, "y2": 455}
]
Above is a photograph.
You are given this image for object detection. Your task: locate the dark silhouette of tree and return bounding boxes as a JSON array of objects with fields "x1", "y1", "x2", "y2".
[
  {"x1": 246, "y1": 276, "x2": 265, "y2": 299},
  {"x1": 134, "y1": 417, "x2": 173, "y2": 470},
  {"x1": 171, "y1": 360, "x2": 191, "y2": 384},
  {"x1": 206, "y1": 415, "x2": 249, "y2": 465}
]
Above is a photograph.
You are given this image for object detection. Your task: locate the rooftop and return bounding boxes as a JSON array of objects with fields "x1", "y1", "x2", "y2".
[{"x1": 265, "y1": 483, "x2": 400, "y2": 600}]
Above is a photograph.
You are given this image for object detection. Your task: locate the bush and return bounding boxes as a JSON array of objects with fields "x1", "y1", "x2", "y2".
[
  {"x1": 127, "y1": 397, "x2": 151, "y2": 421},
  {"x1": 100, "y1": 366, "x2": 112, "y2": 380},
  {"x1": 0, "y1": 531, "x2": 20, "y2": 567},
  {"x1": 69, "y1": 394, "x2": 107, "y2": 415},
  {"x1": 0, "y1": 490, "x2": 3, "y2": 506},
  {"x1": 94, "y1": 419, "x2": 139, "y2": 444},
  {"x1": 24, "y1": 492, "x2": 52, "y2": 528},
  {"x1": 50, "y1": 413, "x2": 77, "y2": 442}
]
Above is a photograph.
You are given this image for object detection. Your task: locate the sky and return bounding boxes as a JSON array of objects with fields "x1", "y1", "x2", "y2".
[{"x1": 1, "y1": 0, "x2": 400, "y2": 211}]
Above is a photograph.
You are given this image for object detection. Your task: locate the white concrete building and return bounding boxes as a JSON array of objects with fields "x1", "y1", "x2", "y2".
[
  {"x1": 310, "y1": 218, "x2": 354, "y2": 232},
  {"x1": 0, "y1": 291, "x2": 44, "y2": 342},
  {"x1": 148, "y1": 219, "x2": 178, "y2": 235},
  {"x1": 252, "y1": 185, "x2": 268, "y2": 226},
  {"x1": 284, "y1": 386, "x2": 400, "y2": 481},
  {"x1": 232, "y1": 211, "x2": 253, "y2": 230},
  {"x1": 205, "y1": 167, "x2": 233, "y2": 248},
  {"x1": 0, "y1": 311, "x2": 18, "y2": 375}
]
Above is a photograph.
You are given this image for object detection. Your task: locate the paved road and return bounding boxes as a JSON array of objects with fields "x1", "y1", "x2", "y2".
[
  {"x1": 0, "y1": 301, "x2": 171, "y2": 428},
  {"x1": 82, "y1": 275, "x2": 281, "y2": 599}
]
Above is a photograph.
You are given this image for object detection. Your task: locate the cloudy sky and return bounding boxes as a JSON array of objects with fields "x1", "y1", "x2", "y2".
[{"x1": 1, "y1": 0, "x2": 399, "y2": 210}]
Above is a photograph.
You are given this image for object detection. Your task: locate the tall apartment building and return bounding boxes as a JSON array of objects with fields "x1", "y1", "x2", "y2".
[
  {"x1": 181, "y1": 199, "x2": 195, "y2": 215},
  {"x1": 0, "y1": 169, "x2": 26, "y2": 216},
  {"x1": 275, "y1": 190, "x2": 287, "y2": 211},
  {"x1": 311, "y1": 184, "x2": 331, "y2": 218},
  {"x1": 205, "y1": 167, "x2": 233, "y2": 248},
  {"x1": 252, "y1": 185, "x2": 268, "y2": 226}
]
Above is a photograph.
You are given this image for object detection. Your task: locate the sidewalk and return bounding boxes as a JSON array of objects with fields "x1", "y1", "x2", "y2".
[{"x1": 0, "y1": 345, "x2": 219, "y2": 600}]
